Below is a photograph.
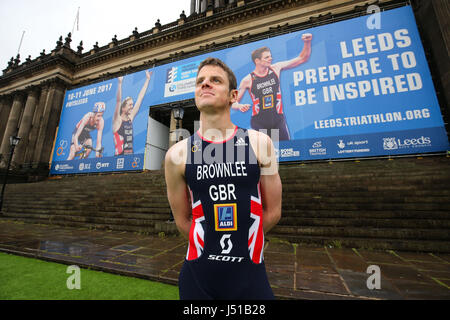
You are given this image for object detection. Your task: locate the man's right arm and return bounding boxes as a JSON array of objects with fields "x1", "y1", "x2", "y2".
[
  {"x1": 164, "y1": 140, "x2": 191, "y2": 238},
  {"x1": 231, "y1": 75, "x2": 251, "y2": 112},
  {"x1": 113, "y1": 77, "x2": 123, "y2": 133}
]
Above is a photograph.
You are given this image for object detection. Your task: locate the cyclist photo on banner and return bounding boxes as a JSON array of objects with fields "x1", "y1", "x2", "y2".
[{"x1": 67, "y1": 102, "x2": 106, "y2": 160}]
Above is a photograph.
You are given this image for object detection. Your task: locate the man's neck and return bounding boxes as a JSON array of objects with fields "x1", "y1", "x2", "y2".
[
  {"x1": 198, "y1": 111, "x2": 236, "y2": 142},
  {"x1": 253, "y1": 64, "x2": 269, "y2": 77}
]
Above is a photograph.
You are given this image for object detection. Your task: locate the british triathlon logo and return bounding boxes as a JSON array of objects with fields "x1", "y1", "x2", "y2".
[{"x1": 214, "y1": 203, "x2": 237, "y2": 231}]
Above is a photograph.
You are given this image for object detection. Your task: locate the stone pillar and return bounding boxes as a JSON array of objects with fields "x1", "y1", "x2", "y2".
[
  {"x1": 0, "y1": 92, "x2": 25, "y2": 168},
  {"x1": 12, "y1": 86, "x2": 40, "y2": 167},
  {"x1": 32, "y1": 79, "x2": 66, "y2": 169},
  {"x1": 34, "y1": 79, "x2": 66, "y2": 168},
  {"x1": 23, "y1": 84, "x2": 49, "y2": 166},
  {"x1": 414, "y1": 0, "x2": 450, "y2": 119},
  {"x1": 168, "y1": 110, "x2": 178, "y2": 148},
  {"x1": 0, "y1": 95, "x2": 13, "y2": 146},
  {"x1": 190, "y1": 0, "x2": 196, "y2": 15}
]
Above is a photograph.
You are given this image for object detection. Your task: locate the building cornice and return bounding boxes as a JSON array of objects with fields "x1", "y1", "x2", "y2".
[{"x1": 0, "y1": 0, "x2": 405, "y2": 93}]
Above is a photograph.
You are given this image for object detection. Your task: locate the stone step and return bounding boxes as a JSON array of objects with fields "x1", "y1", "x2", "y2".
[
  {"x1": 281, "y1": 195, "x2": 450, "y2": 204},
  {"x1": 280, "y1": 209, "x2": 450, "y2": 220},
  {"x1": 267, "y1": 234, "x2": 450, "y2": 253},
  {"x1": 271, "y1": 225, "x2": 450, "y2": 241},
  {"x1": 281, "y1": 202, "x2": 450, "y2": 211},
  {"x1": 3, "y1": 206, "x2": 171, "y2": 219},
  {"x1": 278, "y1": 217, "x2": 450, "y2": 229},
  {"x1": 2, "y1": 212, "x2": 178, "y2": 234},
  {"x1": 4, "y1": 202, "x2": 170, "y2": 214},
  {"x1": 2, "y1": 216, "x2": 178, "y2": 234}
]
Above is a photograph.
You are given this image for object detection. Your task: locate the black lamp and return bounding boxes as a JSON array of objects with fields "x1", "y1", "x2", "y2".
[
  {"x1": 173, "y1": 107, "x2": 185, "y2": 121},
  {"x1": 0, "y1": 135, "x2": 21, "y2": 212},
  {"x1": 10, "y1": 135, "x2": 21, "y2": 148}
]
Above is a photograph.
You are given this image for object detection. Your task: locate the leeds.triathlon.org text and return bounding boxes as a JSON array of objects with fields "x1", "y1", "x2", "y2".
[{"x1": 314, "y1": 107, "x2": 430, "y2": 129}]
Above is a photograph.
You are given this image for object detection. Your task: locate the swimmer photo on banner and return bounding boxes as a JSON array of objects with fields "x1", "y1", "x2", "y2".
[{"x1": 50, "y1": 69, "x2": 154, "y2": 174}]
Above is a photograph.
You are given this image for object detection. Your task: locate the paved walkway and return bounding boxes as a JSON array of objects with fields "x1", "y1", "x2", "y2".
[{"x1": 0, "y1": 218, "x2": 449, "y2": 300}]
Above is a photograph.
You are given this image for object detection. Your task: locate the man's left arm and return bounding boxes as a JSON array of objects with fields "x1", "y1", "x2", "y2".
[
  {"x1": 249, "y1": 130, "x2": 282, "y2": 233},
  {"x1": 260, "y1": 171, "x2": 282, "y2": 233}
]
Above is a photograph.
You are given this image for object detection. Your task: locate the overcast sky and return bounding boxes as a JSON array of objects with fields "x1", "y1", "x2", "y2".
[{"x1": 0, "y1": 0, "x2": 191, "y2": 70}]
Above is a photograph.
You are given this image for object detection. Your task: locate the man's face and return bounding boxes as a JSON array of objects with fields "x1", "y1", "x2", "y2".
[
  {"x1": 256, "y1": 51, "x2": 272, "y2": 67},
  {"x1": 195, "y1": 65, "x2": 237, "y2": 112},
  {"x1": 93, "y1": 112, "x2": 103, "y2": 125}
]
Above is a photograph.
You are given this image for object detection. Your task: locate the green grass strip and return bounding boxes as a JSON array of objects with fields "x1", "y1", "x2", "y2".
[{"x1": 0, "y1": 252, "x2": 179, "y2": 300}]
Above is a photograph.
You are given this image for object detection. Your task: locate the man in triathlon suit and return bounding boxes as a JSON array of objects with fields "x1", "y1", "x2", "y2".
[
  {"x1": 165, "y1": 57, "x2": 282, "y2": 299},
  {"x1": 232, "y1": 33, "x2": 312, "y2": 141},
  {"x1": 67, "y1": 102, "x2": 105, "y2": 160},
  {"x1": 113, "y1": 70, "x2": 152, "y2": 155}
]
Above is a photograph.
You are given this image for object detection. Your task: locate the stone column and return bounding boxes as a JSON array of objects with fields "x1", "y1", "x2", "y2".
[
  {"x1": 0, "y1": 95, "x2": 13, "y2": 146},
  {"x1": 168, "y1": 109, "x2": 178, "y2": 148},
  {"x1": 190, "y1": 0, "x2": 196, "y2": 15},
  {"x1": 0, "y1": 92, "x2": 25, "y2": 168},
  {"x1": 32, "y1": 80, "x2": 59, "y2": 168},
  {"x1": 414, "y1": 0, "x2": 450, "y2": 118},
  {"x1": 34, "y1": 79, "x2": 66, "y2": 168},
  {"x1": 12, "y1": 86, "x2": 40, "y2": 167},
  {"x1": 23, "y1": 84, "x2": 49, "y2": 166}
]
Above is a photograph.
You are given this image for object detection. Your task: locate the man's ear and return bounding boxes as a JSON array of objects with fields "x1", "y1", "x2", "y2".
[{"x1": 229, "y1": 89, "x2": 238, "y2": 105}]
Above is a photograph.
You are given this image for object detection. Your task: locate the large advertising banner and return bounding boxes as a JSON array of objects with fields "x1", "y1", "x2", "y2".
[
  {"x1": 51, "y1": 5, "x2": 449, "y2": 174},
  {"x1": 150, "y1": 5, "x2": 448, "y2": 161},
  {"x1": 50, "y1": 70, "x2": 153, "y2": 174},
  {"x1": 227, "y1": 5, "x2": 449, "y2": 161}
]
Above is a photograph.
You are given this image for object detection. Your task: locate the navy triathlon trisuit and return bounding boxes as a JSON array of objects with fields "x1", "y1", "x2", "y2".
[
  {"x1": 178, "y1": 126, "x2": 274, "y2": 300},
  {"x1": 249, "y1": 67, "x2": 290, "y2": 141}
]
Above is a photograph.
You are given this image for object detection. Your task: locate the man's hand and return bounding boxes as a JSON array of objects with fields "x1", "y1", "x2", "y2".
[
  {"x1": 301, "y1": 33, "x2": 313, "y2": 42},
  {"x1": 232, "y1": 102, "x2": 251, "y2": 112}
]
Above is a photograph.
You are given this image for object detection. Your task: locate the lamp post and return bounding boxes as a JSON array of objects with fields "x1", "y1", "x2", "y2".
[
  {"x1": 173, "y1": 107, "x2": 185, "y2": 142},
  {"x1": 0, "y1": 135, "x2": 21, "y2": 212}
]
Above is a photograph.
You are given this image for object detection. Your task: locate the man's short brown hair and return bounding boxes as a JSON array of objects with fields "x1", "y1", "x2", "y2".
[
  {"x1": 197, "y1": 57, "x2": 237, "y2": 91},
  {"x1": 251, "y1": 46, "x2": 271, "y2": 63}
]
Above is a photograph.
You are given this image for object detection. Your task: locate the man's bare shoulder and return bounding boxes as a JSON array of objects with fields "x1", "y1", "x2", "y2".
[
  {"x1": 239, "y1": 74, "x2": 252, "y2": 88},
  {"x1": 248, "y1": 129, "x2": 271, "y2": 146},
  {"x1": 165, "y1": 138, "x2": 189, "y2": 168}
]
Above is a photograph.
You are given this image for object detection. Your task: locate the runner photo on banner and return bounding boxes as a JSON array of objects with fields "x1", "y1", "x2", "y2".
[
  {"x1": 50, "y1": 69, "x2": 153, "y2": 174},
  {"x1": 227, "y1": 5, "x2": 449, "y2": 161}
]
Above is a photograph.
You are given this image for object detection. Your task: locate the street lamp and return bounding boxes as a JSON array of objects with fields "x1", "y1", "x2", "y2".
[
  {"x1": 173, "y1": 107, "x2": 185, "y2": 142},
  {"x1": 173, "y1": 107, "x2": 185, "y2": 123},
  {"x1": 0, "y1": 135, "x2": 21, "y2": 212}
]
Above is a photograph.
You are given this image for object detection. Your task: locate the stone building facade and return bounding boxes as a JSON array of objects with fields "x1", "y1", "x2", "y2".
[{"x1": 0, "y1": 0, "x2": 448, "y2": 179}]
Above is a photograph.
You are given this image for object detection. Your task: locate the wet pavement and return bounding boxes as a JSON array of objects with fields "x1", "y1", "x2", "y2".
[{"x1": 0, "y1": 218, "x2": 449, "y2": 300}]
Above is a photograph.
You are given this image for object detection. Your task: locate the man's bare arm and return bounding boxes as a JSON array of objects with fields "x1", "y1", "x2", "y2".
[
  {"x1": 272, "y1": 33, "x2": 312, "y2": 73},
  {"x1": 249, "y1": 130, "x2": 282, "y2": 233},
  {"x1": 164, "y1": 140, "x2": 191, "y2": 238}
]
